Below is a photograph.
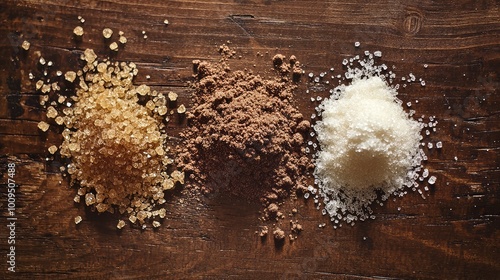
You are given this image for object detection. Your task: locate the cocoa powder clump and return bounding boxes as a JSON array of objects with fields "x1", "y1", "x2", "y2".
[
  {"x1": 273, "y1": 227, "x2": 286, "y2": 241},
  {"x1": 178, "y1": 54, "x2": 312, "y2": 218}
]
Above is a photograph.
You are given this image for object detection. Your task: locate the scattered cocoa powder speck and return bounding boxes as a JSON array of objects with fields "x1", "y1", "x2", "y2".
[
  {"x1": 267, "y1": 203, "x2": 279, "y2": 216},
  {"x1": 259, "y1": 226, "x2": 269, "y2": 237},
  {"x1": 218, "y1": 44, "x2": 236, "y2": 58},
  {"x1": 273, "y1": 227, "x2": 286, "y2": 241}
]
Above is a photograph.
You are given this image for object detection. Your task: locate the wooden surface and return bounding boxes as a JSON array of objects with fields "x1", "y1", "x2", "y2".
[{"x1": 1, "y1": 0, "x2": 499, "y2": 279}]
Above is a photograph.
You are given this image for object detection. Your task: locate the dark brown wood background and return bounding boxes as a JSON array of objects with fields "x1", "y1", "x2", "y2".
[{"x1": 0, "y1": 0, "x2": 499, "y2": 279}]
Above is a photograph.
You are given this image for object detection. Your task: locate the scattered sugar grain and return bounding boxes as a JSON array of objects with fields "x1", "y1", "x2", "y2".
[
  {"x1": 65, "y1": 71, "x2": 76, "y2": 82},
  {"x1": 177, "y1": 104, "x2": 186, "y2": 114},
  {"x1": 422, "y1": 169, "x2": 429, "y2": 178},
  {"x1": 168, "y1": 91, "x2": 178, "y2": 102},
  {"x1": 102, "y1": 28, "x2": 113, "y2": 39},
  {"x1": 74, "y1": 216, "x2": 82, "y2": 224},
  {"x1": 21, "y1": 40, "x2": 30, "y2": 51},
  {"x1": 109, "y1": 42, "x2": 118, "y2": 51},
  {"x1": 119, "y1": 36, "x2": 127, "y2": 44},
  {"x1": 48, "y1": 145, "x2": 58, "y2": 154},
  {"x1": 129, "y1": 215, "x2": 137, "y2": 224},
  {"x1": 73, "y1": 26, "x2": 84, "y2": 36},
  {"x1": 38, "y1": 121, "x2": 50, "y2": 132},
  {"x1": 46, "y1": 106, "x2": 58, "y2": 118},
  {"x1": 117, "y1": 220, "x2": 126, "y2": 229},
  {"x1": 36, "y1": 80, "x2": 44, "y2": 90},
  {"x1": 428, "y1": 176, "x2": 437, "y2": 185}
]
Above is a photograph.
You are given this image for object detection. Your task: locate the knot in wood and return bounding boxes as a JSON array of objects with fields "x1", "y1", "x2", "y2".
[{"x1": 403, "y1": 10, "x2": 424, "y2": 35}]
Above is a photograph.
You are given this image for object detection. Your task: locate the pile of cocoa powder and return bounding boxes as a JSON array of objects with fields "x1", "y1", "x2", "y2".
[{"x1": 177, "y1": 49, "x2": 313, "y2": 241}]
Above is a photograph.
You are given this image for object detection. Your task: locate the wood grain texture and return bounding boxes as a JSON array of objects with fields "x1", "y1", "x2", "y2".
[{"x1": 0, "y1": 0, "x2": 499, "y2": 279}]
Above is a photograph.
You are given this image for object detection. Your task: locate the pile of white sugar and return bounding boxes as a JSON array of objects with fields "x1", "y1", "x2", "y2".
[
  {"x1": 313, "y1": 55, "x2": 427, "y2": 226},
  {"x1": 315, "y1": 76, "x2": 422, "y2": 190}
]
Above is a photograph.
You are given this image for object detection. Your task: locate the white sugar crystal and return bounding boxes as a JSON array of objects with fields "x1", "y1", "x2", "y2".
[
  {"x1": 422, "y1": 169, "x2": 429, "y2": 178},
  {"x1": 428, "y1": 176, "x2": 436, "y2": 185}
]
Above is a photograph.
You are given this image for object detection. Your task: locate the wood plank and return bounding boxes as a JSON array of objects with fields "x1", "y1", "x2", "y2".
[{"x1": 0, "y1": 0, "x2": 499, "y2": 279}]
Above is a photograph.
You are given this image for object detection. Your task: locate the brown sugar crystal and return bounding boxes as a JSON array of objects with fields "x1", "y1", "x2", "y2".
[
  {"x1": 167, "y1": 91, "x2": 178, "y2": 102},
  {"x1": 65, "y1": 71, "x2": 77, "y2": 83},
  {"x1": 38, "y1": 121, "x2": 50, "y2": 132},
  {"x1": 73, "y1": 26, "x2": 84, "y2": 36},
  {"x1": 102, "y1": 28, "x2": 113, "y2": 39},
  {"x1": 109, "y1": 42, "x2": 119, "y2": 51},
  {"x1": 21, "y1": 40, "x2": 30, "y2": 51}
]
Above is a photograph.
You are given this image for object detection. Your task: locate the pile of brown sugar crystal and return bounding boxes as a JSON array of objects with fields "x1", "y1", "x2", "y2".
[
  {"x1": 44, "y1": 49, "x2": 183, "y2": 229},
  {"x1": 178, "y1": 50, "x2": 313, "y2": 239}
]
